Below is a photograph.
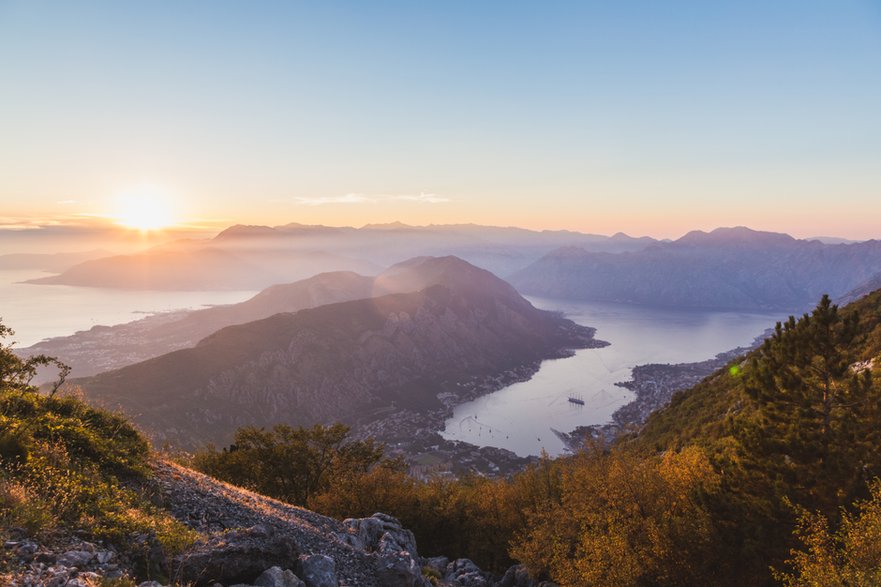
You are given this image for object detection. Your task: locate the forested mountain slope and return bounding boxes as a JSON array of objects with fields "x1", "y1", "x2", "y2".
[{"x1": 613, "y1": 287, "x2": 881, "y2": 583}]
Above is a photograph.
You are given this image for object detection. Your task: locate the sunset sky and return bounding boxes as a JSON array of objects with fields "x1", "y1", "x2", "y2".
[{"x1": 2, "y1": 1, "x2": 880, "y2": 240}]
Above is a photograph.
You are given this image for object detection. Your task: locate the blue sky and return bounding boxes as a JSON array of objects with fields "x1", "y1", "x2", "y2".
[{"x1": 1, "y1": 1, "x2": 880, "y2": 238}]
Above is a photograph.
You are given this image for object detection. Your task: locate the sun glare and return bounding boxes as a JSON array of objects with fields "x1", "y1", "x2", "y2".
[{"x1": 113, "y1": 188, "x2": 176, "y2": 231}]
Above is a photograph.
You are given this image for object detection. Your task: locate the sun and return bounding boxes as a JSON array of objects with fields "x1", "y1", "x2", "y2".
[{"x1": 112, "y1": 188, "x2": 176, "y2": 231}]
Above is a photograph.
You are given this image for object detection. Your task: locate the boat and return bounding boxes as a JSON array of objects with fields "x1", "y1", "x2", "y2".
[{"x1": 568, "y1": 394, "x2": 585, "y2": 405}]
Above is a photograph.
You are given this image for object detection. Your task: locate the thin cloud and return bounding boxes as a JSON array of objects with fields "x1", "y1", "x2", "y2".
[
  {"x1": 293, "y1": 192, "x2": 450, "y2": 206},
  {"x1": 294, "y1": 194, "x2": 375, "y2": 206},
  {"x1": 389, "y1": 193, "x2": 450, "y2": 203}
]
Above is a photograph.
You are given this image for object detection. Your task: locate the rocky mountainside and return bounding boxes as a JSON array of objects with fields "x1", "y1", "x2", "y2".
[
  {"x1": 21, "y1": 271, "x2": 376, "y2": 380},
  {"x1": 509, "y1": 226, "x2": 881, "y2": 311},
  {"x1": 21, "y1": 253, "x2": 591, "y2": 381},
  {"x1": 72, "y1": 257, "x2": 601, "y2": 448},
  {"x1": 836, "y1": 270, "x2": 881, "y2": 306},
  {"x1": 3, "y1": 459, "x2": 546, "y2": 587}
]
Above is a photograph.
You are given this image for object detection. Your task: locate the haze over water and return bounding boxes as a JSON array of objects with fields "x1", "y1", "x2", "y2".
[
  {"x1": 442, "y1": 297, "x2": 785, "y2": 457},
  {"x1": 0, "y1": 270, "x2": 258, "y2": 347}
]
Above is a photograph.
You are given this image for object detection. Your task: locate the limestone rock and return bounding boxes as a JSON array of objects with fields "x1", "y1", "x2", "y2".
[
  {"x1": 174, "y1": 524, "x2": 298, "y2": 586},
  {"x1": 342, "y1": 513, "x2": 418, "y2": 557},
  {"x1": 374, "y1": 552, "x2": 431, "y2": 587},
  {"x1": 297, "y1": 554, "x2": 337, "y2": 587},
  {"x1": 444, "y1": 558, "x2": 492, "y2": 587},
  {"x1": 255, "y1": 566, "x2": 306, "y2": 587}
]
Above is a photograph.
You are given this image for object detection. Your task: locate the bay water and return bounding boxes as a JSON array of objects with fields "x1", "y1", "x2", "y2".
[
  {"x1": 441, "y1": 297, "x2": 785, "y2": 457},
  {"x1": 0, "y1": 269, "x2": 258, "y2": 348}
]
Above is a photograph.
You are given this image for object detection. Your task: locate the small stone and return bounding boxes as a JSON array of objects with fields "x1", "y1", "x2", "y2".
[{"x1": 57, "y1": 550, "x2": 93, "y2": 567}]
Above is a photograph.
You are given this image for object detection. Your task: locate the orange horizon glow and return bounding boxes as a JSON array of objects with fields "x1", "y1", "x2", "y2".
[
  {"x1": 3, "y1": 183, "x2": 881, "y2": 243},
  {"x1": 2, "y1": 208, "x2": 880, "y2": 243}
]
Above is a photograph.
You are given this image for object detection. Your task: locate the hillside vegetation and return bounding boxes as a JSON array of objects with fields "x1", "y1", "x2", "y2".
[{"x1": 0, "y1": 320, "x2": 198, "y2": 583}]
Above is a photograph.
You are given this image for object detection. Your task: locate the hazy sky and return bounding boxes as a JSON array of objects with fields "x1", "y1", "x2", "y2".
[{"x1": 2, "y1": 1, "x2": 880, "y2": 239}]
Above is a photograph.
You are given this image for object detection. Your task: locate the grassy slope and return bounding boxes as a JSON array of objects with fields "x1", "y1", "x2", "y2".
[{"x1": 0, "y1": 388, "x2": 197, "y2": 582}]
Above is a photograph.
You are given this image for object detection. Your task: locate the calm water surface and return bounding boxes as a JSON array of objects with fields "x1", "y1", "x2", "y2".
[
  {"x1": 442, "y1": 297, "x2": 785, "y2": 457},
  {"x1": 0, "y1": 270, "x2": 258, "y2": 347}
]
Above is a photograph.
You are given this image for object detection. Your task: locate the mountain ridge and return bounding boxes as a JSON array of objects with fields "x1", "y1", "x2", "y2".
[
  {"x1": 510, "y1": 227, "x2": 881, "y2": 311},
  {"x1": 21, "y1": 256, "x2": 545, "y2": 380},
  {"x1": 26, "y1": 222, "x2": 658, "y2": 290},
  {"x1": 72, "y1": 257, "x2": 602, "y2": 448}
]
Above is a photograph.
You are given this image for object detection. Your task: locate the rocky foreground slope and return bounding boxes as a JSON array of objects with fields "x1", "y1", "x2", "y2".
[{"x1": 3, "y1": 459, "x2": 549, "y2": 587}]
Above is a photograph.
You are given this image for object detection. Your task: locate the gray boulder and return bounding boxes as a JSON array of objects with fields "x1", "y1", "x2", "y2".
[
  {"x1": 445, "y1": 558, "x2": 492, "y2": 587},
  {"x1": 174, "y1": 524, "x2": 298, "y2": 586},
  {"x1": 255, "y1": 566, "x2": 306, "y2": 587},
  {"x1": 296, "y1": 554, "x2": 337, "y2": 587},
  {"x1": 342, "y1": 513, "x2": 418, "y2": 557},
  {"x1": 375, "y1": 552, "x2": 432, "y2": 587}
]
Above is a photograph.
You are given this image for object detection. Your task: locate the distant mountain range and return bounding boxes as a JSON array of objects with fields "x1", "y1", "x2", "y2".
[
  {"x1": 25, "y1": 245, "x2": 381, "y2": 290},
  {"x1": 509, "y1": 226, "x2": 881, "y2": 311},
  {"x1": 72, "y1": 256, "x2": 602, "y2": 447},
  {"x1": 25, "y1": 223, "x2": 656, "y2": 290},
  {"x1": 16, "y1": 223, "x2": 881, "y2": 313}
]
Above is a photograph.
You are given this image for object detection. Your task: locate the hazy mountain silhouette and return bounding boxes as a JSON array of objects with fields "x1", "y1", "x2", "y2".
[
  {"x1": 26, "y1": 245, "x2": 380, "y2": 290},
  {"x1": 509, "y1": 226, "x2": 881, "y2": 311},
  {"x1": 26, "y1": 223, "x2": 656, "y2": 290}
]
